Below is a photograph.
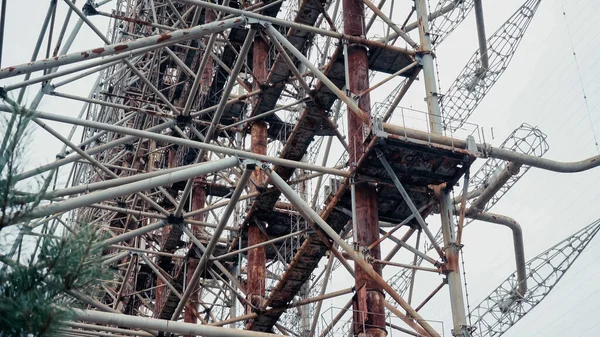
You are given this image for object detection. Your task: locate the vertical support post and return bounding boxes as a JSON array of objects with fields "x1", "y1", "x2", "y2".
[
  {"x1": 246, "y1": 121, "x2": 267, "y2": 316},
  {"x1": 473, "y1": 0, "x2": 489, "y2": 70},
  {"x1": 0, "y1": 0, "x2": 7, "y2": 67},
  {"x1": 154, "y1": 148, "x2": 179, "y2": 316},
  {"x1": 246, "y1": 21, "x2": 269, "y2": 326},
  {"x1": 434, "y1": 185, "x2": 470, "y2": 337},
  {"x1": 414, "y1": 0, "x2": 443, "y2": 134},
  {"x1": 184, "y1": 178, "x2": 206, "y2": 333},
  {"x1": 342, "y1": 0, "x2": 385, "y2": 335},
  {"x1": 298, "y1": 164, "x2": 310, "y2": 337}
]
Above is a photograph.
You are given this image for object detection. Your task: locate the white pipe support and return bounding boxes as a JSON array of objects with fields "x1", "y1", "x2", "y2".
[
  {"x1": 482, "y1": 146, "x2": 600, "y2": 173},
  {"x1": 0, "y1": 17, "x2": 247, "y2": 79},
  {"x1": 12, "y1": 118, "x2": 176, "y2": 182},
  {"x1": 16, "y1": 157, "x2": 240, "y2": 223},
  {"x1": 414, "y1": 0, "x2": 443, "y2": 134},
  {"x1": 0, "y1": 106, "x2": 351, "y2": 177},
  {"x1": 71, "y1": 309, "x2": 280, "y2": 337},
  {"x1": 45, "y1": 164, "x2": 198, "y2": 198},
  {"x1": 469, "y1": 162, "x2": 521, "y2": 212},
  {"x1": 101, "y1": 251, "x2": 131, "y2": 266},
  {"x1": 98, "y1": 221, "x2": 168, "y2": 249},
  {"x1": 64, "y1": 322, "x2": 153, "y2": 337}
]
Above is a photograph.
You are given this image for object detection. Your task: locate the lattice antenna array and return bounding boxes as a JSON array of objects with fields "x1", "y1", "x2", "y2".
[
  {"x1": 441, "y1": 0, "x2": 542, "y2": 132},
  {"x1": 470, "y1": 218, "x2": 600, "y2": 337},
  {"x1": 430, "y1": 0, "x2": 476, "y2": 46}
]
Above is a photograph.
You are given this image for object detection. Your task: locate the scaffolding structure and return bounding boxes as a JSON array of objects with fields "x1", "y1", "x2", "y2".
[{"x1": 1, "y1": 1, "x2": 600, "y2": 337}]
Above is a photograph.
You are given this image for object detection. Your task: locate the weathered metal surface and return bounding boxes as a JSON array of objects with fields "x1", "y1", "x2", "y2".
[
  {"x1": 251, "y1": 0, "x2": 325, "y2": 117},
  {"x1": 367, "y1": 45, "x2": 418, "y2": 75},
  {"x1": 362, "y1": 135, "x2": 476, "y2": 188},
  {"x1": 202, "y1": 0, "x2": 284, "y2": 125},
  {"x1": 248, "y1": 206, "x2": 350, "y2": 332},
  {"x1": 247, "y1": 113, "x2": 269, "y2": 317},
  {"x1": 343, "y1": 0, "x2": 386, "y2": 331},
  {"x1": 340, "y1": 134, "x2": 476, "y2": 225},
  {"x1": 184, "y1": 180, "x2": 207, "y2": 334}
]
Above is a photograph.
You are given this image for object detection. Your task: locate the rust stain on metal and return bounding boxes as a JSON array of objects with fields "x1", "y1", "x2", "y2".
[
  {"x1": 92, "y1": 48, "x2": 105, "y2": 54},
  {"x1": 7, "y1": 67, "x2": 15, "y2": 72},
  {"x1": 81, "y1": 52, "x2": 90, "y2": 58},
  {"x1": 157, "y1": 34, "x2": 172, "y2": 43},
  {"x1": 114, "y1": 44, "x2": 128, "y2": 52}
]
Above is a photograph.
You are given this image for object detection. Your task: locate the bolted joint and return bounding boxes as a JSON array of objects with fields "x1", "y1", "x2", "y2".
[
  {"x1": 364, "y1": 252, "x2": 374, "y2": 264},
  {"x1": 176, "y1": 114, "x2": 192, "y2": 127},
  {"x1": 166, "y1": 214, "x2": 184, "y2": 225},
  {"x1": 246, "y1": 17, "x2": 267, "y2": 27},
  {"x1": 82, "y1": 2, "x2": 99, "y2": 16},
  {"x1": 116, "y1": 200, "x2": 127, "y2": 209},
  {"x1": 415, "y1": 50, "x2": 436, "y2": 61},
  {"x1": 250, "y1": 22, "x2": 263, "y2": 30}
]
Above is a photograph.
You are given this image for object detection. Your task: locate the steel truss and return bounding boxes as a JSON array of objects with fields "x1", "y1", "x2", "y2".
[{"x1": 1, "y1": 1, "x2": 600, "y2": 337}]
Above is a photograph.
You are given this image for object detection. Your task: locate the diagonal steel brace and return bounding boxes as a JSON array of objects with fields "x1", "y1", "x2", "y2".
[{"x1": 375, "y1": 149, "x2": 445, "y2": 257}]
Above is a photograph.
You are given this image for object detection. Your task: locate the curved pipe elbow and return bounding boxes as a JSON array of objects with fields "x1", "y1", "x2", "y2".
[{"x1": 467, "y1": 211, "x2": 527, "y2": 297}]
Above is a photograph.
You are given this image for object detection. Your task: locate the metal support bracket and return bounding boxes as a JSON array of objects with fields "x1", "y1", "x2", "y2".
[
  {"x1": 371, "y1": 117, "x2": 388, "y2": 138},
  {"x1": 466, "y1": 135, "x2": 480, "y2": 156}
]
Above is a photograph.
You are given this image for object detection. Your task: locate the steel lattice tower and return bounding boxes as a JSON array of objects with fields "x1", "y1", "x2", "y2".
[{"x1": 0, "y1": 1, "x2": 599, "y2": 337}]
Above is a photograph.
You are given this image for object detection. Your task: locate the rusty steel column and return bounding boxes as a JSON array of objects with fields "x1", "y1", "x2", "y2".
[
  {"x1": 200, "y1": 8, "x2": 216, "y2": 96},
  {"x1": 343, "y1": 1, "x2": 385, "y2": 336},
  {"x1": 154, "y1": 148, "x2": 179, "y2": 316},
  {"x1": 246, "y1": 121, "x2": 268, "y2": 316},
  {"x1": 246, "y1": 29, "x2": 269, "y2": 326},
  {"x1": 184, "y1": 178, "x2": 206, "y2": 335},
  {"x1": 183, "y1": 8, "x2": 216, "y2": 329}
]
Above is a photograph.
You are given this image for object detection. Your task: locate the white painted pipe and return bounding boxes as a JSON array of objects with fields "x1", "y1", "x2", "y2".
[
  {"x1": 71, "y1": 309, "x2": 279, "y2": 337},
  {"x1": 18, "y1": 157, "x2": 239, "y2": 222}
]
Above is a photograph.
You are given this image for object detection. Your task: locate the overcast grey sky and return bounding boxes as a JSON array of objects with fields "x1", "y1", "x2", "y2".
[{"x1": 0, "y1": 0, "x2": 599, "y2": 336}]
